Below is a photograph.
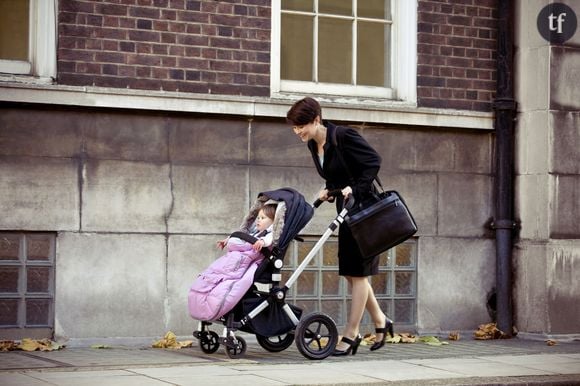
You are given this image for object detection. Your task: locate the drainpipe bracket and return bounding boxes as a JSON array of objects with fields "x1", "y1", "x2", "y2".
[
  {"x1": 490, "y1": 219, "x2": 517, "y2": 230},
  {"x1": 493, "y1": 98, "x2": 517, "y2": 111}
]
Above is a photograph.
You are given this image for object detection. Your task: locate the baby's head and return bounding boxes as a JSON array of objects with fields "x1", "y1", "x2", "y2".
[{"x1": 255, "y1": 204, "x2": 276, "y2": 232}]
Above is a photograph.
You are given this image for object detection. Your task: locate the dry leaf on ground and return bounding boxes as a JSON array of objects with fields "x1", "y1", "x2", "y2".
[
  {"x1": 152, "y1": 331, "x2": 193, "y2": 349},
  {"x1": 12, "y1": 339, "x2": 64, "y2": 352},
  {"x1": 419, "y1": 336, "x2": 449, "y2": 346},
  {"x1": 448, "y1": 331, "x2": 460, "y2": 341},
  {"x1": 546, "y1": 339, "x2": 557, "y2": 346},
  {"x1": 474, "y1": 322, "x2": 506, "y2": 340}
]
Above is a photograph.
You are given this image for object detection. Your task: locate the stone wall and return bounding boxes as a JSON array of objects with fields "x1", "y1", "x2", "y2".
[
  {"x1": 513, "y1": 0, "x2": 580, "y2": 337},
  {"x1": 0, "y1": 104, "x2": 496, "y2": 340}
]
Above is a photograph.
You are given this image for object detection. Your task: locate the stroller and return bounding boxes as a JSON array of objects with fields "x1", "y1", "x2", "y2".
[{"x1": 189, "y1": 187, "x2": 350, "y2": 360}]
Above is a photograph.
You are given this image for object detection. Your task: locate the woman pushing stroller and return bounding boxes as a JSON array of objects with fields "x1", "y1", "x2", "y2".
[{"x1": 287, "y1": 97, "x2": 394, "y2": 356}]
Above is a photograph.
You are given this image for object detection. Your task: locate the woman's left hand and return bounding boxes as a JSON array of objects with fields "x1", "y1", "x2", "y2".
[{"x1": 341, "y1": 186, "x2": 353, "y2": 198}]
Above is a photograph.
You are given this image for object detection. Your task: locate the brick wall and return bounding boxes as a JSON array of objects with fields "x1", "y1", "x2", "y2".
[
  {"x1": 58, "y1": 0, "x2": 271, "y2": 96},
  {"x1": 417, "y1": 0, "x2": 497, "y2": 111}
]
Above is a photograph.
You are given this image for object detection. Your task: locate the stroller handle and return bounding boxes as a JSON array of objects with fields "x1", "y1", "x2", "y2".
[{"x1": 313, "y1": 189, "x2": 356, "y2": 210}]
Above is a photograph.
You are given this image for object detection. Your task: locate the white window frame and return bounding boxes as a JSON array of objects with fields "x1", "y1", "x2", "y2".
[
  {"x1": 0, "y1": 0, "x2": 57, "y2": 82},
  {"x1": 271, "y1": 0, "x2": 416, "y2": 104}
]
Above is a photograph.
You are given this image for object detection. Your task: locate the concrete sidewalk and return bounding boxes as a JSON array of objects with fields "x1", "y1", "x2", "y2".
[{"x1": 1, "y1": 336, "x2": 580, "y2": 385}]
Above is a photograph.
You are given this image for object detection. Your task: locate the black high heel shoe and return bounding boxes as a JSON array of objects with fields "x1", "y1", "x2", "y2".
[
  {"x1": 370, "y1": 318, "x2": 394, "y2": 351},
  {"x1": 332, "y1": 335, "x2": 362, "y2": 356}
]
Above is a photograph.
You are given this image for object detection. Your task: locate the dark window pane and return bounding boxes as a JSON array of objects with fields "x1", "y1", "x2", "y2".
[
  {"x1": 319, "y1": 0, "x2": 351, "y2": 16},
  {"x1": 357, "y1": 21, "x2": 390, "y2": 87},
  {"x1": 297, "y1": 271, "x2": 317, "y2": 296},
  {"x1": 0, "y1": 234, "x2": 20, "y2": 261},
  {"x1": 358, "y1": 0, "x2": 391, "y2": 20},
  {"x1": 27, "y1": 235, "x2": 52, "y2": 261},
  {"x1": 318, "y1": 17, "x2": 352, "y2": 84},
  {"x1": 321, "y1": 300, "x2": 345, "y2": 325},
  {"x1": 26, "y1": 298, "x2": 50, "y2": 326},
  {"x1": 294, "y1": 299, "x2": 316, "y2": 314},
  {"x1": 395, "y1": 271, "x2": 414, "y2": 295},
  {"x1": 297, "y1": 241, "x2": 317, "y2": 267},
  {"x1": 27, "y1": 267, "x2": 51, "y2": 293},
  {"x1": 395, "y1": 299, "x2": 414, "y2": 324},
  {"x1": 0, "y1": 267, "x2": 19, "y2": 293},
  {"x1": 322, "y1": 271, "x2": 340, "y2": 295},
  {"x1": 322, "y1": 242, "x2": 338, "y2": 266},
  {"x1": 281, "y1": 14, "x2": 314, "y2": 81},
  {"x1": 0, "y1": 298, "x2": 19, "y2": 326},
  {"x1": 282, "y1": 0, "x2": 313, "y2": 12},
  {"x1": 396, "y1": 243, "x2": 414, "y2": 267},
  {"x1": 371, "y1": 271, "x2": 389, "y2": 295},
  {"x1": 0, "y1": 0, "x2": 29, "y2": 61}
]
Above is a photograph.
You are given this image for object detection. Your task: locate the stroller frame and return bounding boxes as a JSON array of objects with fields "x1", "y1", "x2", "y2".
[{"x1": 192, "y1": 189, "x2": 350, "y2": 360}]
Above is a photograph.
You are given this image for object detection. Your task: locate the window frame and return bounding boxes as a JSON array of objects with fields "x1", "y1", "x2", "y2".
[
  {"x1": 271, "y1": 0, "x2": 417, "y2": 103},
  {"x1": 0, "y1": 0, "x2": 57, "y2": 82}
]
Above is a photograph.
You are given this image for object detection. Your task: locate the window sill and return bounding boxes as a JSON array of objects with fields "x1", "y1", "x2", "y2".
[{"x1": 0, "y1": 82, "x2": 493, "y2": 130}]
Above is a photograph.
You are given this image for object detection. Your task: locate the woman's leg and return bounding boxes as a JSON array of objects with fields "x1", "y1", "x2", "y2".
[
  {"x1": 336, "y1": 275, "x2": 369, "y2": 350},
  {"x1": 364, "y1": 280, "x2": 389, "y2": 342}
]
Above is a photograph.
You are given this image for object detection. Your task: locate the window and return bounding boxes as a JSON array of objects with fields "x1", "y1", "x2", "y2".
[
  {"x1": 282, "y1": 238, "x2": 417, "y2": 331},
  {"x1": 0, "y1": 0, "x2": 57, "y2": 81},
  {"x1": 271, "y1": 0, "x2": 416, "y2": 102},
  {"x1": 0, "y1": 233, "x2": 55, "y2": 339}
]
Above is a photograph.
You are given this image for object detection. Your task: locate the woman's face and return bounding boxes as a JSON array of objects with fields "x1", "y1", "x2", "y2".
[
  {"x1": 255, "y1": 209, "x2": 274, "y2": 232},
  {"x1": 292, "y1": 117, "x2": 320, "y2": 142}
]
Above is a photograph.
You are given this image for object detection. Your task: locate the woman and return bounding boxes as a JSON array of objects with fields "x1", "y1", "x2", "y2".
[{"x1": 287, "y1": 97, "x2": 393, "y2": 355}]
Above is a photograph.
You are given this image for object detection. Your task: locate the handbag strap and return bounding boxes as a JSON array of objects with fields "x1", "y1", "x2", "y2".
[{"x1": 331, "y1": 126, "x2": 385, "y2": 194}]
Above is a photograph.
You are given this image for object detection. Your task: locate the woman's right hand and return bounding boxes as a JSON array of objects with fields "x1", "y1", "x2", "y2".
[{"x1": 318, "y1": 189, "x2": 329, "y2": 201}]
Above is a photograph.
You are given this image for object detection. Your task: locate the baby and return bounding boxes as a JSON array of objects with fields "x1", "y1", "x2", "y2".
[{"x1": 217, "y1": 204, "x2": 276, "y2": 252}]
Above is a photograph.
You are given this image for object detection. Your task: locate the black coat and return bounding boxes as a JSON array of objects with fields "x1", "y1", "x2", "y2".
[{"x1": 307, "y1": 121, "x2": 381, "y2": 206}]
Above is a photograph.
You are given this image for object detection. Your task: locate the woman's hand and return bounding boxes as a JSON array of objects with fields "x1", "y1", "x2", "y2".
[
  {"x1": 342, "y1": 186, "x2": 353, "y2": 198},
  {"x1": 318, "y1": 189, "x2": 329, "y2": 201}
]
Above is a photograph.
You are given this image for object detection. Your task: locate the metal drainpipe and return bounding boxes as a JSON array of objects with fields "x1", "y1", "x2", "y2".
[{"x1": 493, "y1": 0, "x2": 517, "y2": 337}]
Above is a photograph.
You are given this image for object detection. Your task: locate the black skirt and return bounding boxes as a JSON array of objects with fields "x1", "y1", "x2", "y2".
[{"x1": 338, "y1": 221, "x2": 379, "y2": 277}]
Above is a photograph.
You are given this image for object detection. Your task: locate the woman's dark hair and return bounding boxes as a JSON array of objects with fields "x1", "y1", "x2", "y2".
[{"x1": 286, "y1": 97, "x2": 321, "y2": 126}]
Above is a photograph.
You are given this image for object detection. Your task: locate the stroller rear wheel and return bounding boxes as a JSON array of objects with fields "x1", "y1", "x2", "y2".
[
  {"x1": 197, "y1": 330, "x2": 220, "y2": 354},
  {"x1": 294, "y1": 312, "x2": 338, "y2": 360},
  {"x1": 256, "y1": 333, "x2": 295, "y2": 352}
]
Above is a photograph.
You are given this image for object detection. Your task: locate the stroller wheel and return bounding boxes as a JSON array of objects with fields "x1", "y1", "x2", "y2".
[
  {"x1": 225, "y1": 336, "x2": 247, "y2": 359},
  {"x1": 294, "y1": 312, "x2": 338, "y2": 360},
  {"x1": 198, "y1": 331, "x2": 220, "y2": 354},
  {"x1": 256, "y1": 333, "x2": 295, "y2": 352}
]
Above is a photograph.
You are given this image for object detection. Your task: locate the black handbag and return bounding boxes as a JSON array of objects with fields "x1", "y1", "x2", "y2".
[
  {"x1": 345, "y1": 188, "x2": 418, "y2": 258},
  {"x1": 331, "y1": 126, "x2": 417, "y2": 258}
]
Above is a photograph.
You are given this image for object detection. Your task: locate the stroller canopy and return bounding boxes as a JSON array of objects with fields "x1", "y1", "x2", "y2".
[{"x1": 240, "y1": 188, "x2": 314, "y2": 252}]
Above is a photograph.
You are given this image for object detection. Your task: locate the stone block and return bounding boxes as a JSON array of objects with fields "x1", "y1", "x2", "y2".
[
  {"x1": 551, "y1": 47, "x2": 580, "y2": 111},
  {"x1": 86, "y1": 111, "x2": 168, "y2": 162},
  {"x1": 166, "y1": 235, "x2": 220, "y2": 334},
  {"x1": 515, "y1": 174, "x2": 552, "y2": 240},
  {"x1": 515, "y1": 0, "x2": 552, "y2": 50},
  {"x1": 82, "y1": 160, "x2": 172, "y2": 233},
  {"x1": 417, "y1": 237, "x2": 495, "y2": 332},
  {"x1": 0, "y1": 157, "x2": 79, "y2": 231},
  {"x1": 0, "y1": 107, "x2": 83, "y2": 157},
  {"x1": 552, "y1": 175, "x2": 580, "y2": 238},
  {"x1": 54, "y1": 232, "x2": 167, "y2": 339},
  {"x1": 513, "y1": 242, "x2": 549, "y2": 333},
  {"x1": 168, "y1": 164, "x2": 249, "y2": 234},
  {"x1": 437, "y1": 174, "x2": 493, "y2": 237},
  {"x1": 365, "y1": 127, "x2": 492, "y2": 174},
  {"x1": 169, "y1": 116, "x2": 248, "y2": 164},
  {"x1": 547, "y1": 241, "x2": 580, "y2": 333},
  {"x1": 515, "y1": 111, "x2": 551, "y2": 175},
  {"x1": 515, "y1": 46, "x2": 550, "y2": 112},
  {"x1": 551, "y1": 111, "x2": 580, "y2": 175},
  {"x1": 251, "y1": 119, "x2": 312, "y2": 167}
]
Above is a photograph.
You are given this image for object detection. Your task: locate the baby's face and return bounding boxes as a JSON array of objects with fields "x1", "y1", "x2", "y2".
[{"x1": 255, "y1": 209, "x2": 273, "y2": 232}]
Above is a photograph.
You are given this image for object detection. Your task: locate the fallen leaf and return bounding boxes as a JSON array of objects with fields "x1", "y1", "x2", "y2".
[
  {"x1": 419, "y1": 336, "x2": 449, "y2": 346},
  {"x1": 546, "y1": 339, "x2": 557, "y2": 346},
  {"x1": 474, "y1": 323, "x2": 506, "y2": 340},
  {"x1": 0, "y1": 340, "x2": 18, "y2": 352},
  {"x1": 152, "y1": 331, "x2": 193, "y2": 349},
  {"x1": 91, "y1": 344, "x2": 112, "y2": 349},
  {"x1": 448, "y1": 331, "x2": 460, "y2": 341}
]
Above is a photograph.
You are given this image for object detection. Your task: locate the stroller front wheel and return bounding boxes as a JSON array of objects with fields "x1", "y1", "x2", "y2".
[
  {"x1": 224, "y1": 336, "x2": 247, "y2": 359},
  {"x1": 294, "y1": 312, "x2": 338, "y2": 360},
  {"x1": 198, "y1": 330, "x2": 220, "y2": 354}
]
